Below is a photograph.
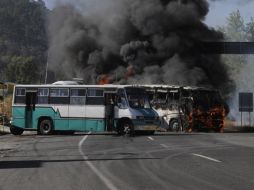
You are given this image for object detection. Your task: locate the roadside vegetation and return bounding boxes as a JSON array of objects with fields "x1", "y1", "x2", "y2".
[
  {"x1": 0, "y1": 0, "x2": 48, "y2": 84},
  {"x1": 218, "y1": 10, "x2": 254, "y2": 93},
  {"x1": 0, "y1": 96, "x2": 12, "y2": 124}
]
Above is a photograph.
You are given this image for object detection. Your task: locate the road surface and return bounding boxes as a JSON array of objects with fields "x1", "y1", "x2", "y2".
[{"x1": 1, "y1": 132, "x2": 254, "y2": 190}]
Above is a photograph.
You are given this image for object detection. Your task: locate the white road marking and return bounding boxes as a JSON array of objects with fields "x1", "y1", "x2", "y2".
[
  {"x1": 192, "y1": 153, "x2": 221, "y2": 163},
  {"x1": 160, "y1": 144, "x2": 168, "y2": 148},
  {"x1": 79, "y1": 132, "x2": 118, "y2": 190},
  {"x1": 148, "y1": 137, "x2": 154, "y2": 141}
]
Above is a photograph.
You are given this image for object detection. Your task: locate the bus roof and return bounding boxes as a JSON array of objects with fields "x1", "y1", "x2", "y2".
[
  {"x1": 140, "y1": 84, "x2": 181, "y2": 89},
  {"x1": 14, "y1": 84, "x2": 139, "y2": 89},
  {"x1": 183, "y1": 86, "x2": 216, "y2": 91}
]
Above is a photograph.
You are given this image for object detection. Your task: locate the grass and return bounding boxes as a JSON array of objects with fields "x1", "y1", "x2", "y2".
[{"x1": 0, "y1": 95, "x2": 12, "y2": 122}]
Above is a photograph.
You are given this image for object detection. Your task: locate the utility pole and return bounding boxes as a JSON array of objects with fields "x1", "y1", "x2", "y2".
[
  {"x1": 45, "y1": 60, "x2": 48, "y2": 84},
  {"x1": 0, "y1": 82, "x2": 5, "y2": 131},
  {"x1": 45, "y1": 53, "x2": 49, "y2": 84}
]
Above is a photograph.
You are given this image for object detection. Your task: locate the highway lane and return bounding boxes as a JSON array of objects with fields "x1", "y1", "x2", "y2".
[{"x1": 0, "y1": 132, "x2": 254, "y2": 190}]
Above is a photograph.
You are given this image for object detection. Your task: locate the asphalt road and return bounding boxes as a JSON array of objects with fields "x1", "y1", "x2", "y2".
[{"x1": 1, "y1": 132, "x2": 254, "y2": 190}]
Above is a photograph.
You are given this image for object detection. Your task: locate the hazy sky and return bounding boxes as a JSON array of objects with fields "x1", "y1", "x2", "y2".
[
  {"x1": 43, "y1": 0, "x2": 254, "y2": 27},
  {"x1": 206, "y1": 0, "x2": 254, "y2": 27}
]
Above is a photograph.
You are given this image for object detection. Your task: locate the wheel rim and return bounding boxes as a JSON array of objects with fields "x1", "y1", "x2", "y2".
[
  {"x1": 42, "y1": 123, "x2": 50, "y2": 133},
  {"x1": 172, "y1": 121, "x2": 179, "y2": 131},
  {"x1": 123, "y1": 123, "x2": 131, "y2": 134}
]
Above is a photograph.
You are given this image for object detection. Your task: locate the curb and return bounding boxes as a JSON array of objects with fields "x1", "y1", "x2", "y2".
[{"x1": 224, "y1": 126, "x2": 254, "y2": 133}]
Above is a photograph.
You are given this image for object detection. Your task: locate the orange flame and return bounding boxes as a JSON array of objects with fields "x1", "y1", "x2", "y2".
[
  {"x1": 98, "y1": 75, "x2": 111, "y2": 85},
  {"x1": 187, "y1": 106, "x2": 225, "y2": 133}
]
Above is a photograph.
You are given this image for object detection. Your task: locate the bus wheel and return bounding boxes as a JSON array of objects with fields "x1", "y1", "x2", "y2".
[
  {"x1": 10, "y1": 126, "x2": 24, "y2": 135},
  {"x1": 170, "y1": 119, "x2": 180, "y2": 132},
  {"x1": 39, "y1": 119, "x2": 53, "y2": 135},
  {"x1": 118, "y1": 120, "x2": 134, "y2": 136}
]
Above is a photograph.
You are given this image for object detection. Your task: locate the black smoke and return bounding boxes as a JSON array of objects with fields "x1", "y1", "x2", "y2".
[{"x1": 47, "y1": 0, "x2": 233, "y2": 94}]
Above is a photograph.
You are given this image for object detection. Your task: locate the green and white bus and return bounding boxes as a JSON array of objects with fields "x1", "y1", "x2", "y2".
[{"x1": 10, "y1": 84, "x2": 159, "y2": 135}]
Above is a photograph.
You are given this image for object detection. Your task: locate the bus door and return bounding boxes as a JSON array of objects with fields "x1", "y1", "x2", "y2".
[
  {"x1": 85, "y1": 88, "x2": 105, "y2": 132},
  {"x1": 25, "y1": 91, "x2": 37, "y2": 128},
  {"x1": 104, "y1": 93, "x2": 117, "y2": 131},
  {"x1": 69, "y1": 88, "x2": 86, "y2": 131}
]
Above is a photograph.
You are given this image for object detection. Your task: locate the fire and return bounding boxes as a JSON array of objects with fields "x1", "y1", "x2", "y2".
[
  {"x1": 98, "y1": 74, "x2": 111, "y2": 85},
  {"x1": 97, "y1": 66, "x2": 136, "y2": 84},
  {"x1": 187, "y1": 106, "x2": 225, "y2": 133}
]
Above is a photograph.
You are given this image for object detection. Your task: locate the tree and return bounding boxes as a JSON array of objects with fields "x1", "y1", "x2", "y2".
[
  {"x1": 5, "y1": 56, "x2": 39, "y2": 84},
  {"x1": 0, "y1": 0, "x2": 48, "y2": 83},
  {"x1": 225, "y1": 10, "x2": 247, "y2": 41},
  {"x1": 218, "y1": 10, "x2": 248, "y2": 87},
  {"x1": 246, "y1": 17, "x2": 254, "y2": 41}
]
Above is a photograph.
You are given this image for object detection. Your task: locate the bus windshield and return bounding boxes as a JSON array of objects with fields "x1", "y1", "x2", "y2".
[{"x1": 127, "y1": 94, "x2": 151, "y2": 109}]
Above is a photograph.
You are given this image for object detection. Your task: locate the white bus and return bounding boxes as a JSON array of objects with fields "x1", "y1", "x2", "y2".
[
  {"x1": 143, "y1": 85, "x2": 226, "y2": 132},
  {"x1": 143, "y1": 85, "x2": 185, "y2": 131},
  {"x1": 10, "y1": 84, "x2": 159, "y2": 135}
]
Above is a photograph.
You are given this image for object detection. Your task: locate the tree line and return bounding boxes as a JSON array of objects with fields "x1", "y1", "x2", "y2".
[{"x1": 0, "y1": 0, "x2": 48, "y2": 84}]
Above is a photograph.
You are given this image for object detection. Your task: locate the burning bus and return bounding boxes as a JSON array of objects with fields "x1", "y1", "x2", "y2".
[
  {"x1": 143, "y1": 85, "x2": 227, "y2": 132},
  {"x1": 182, "y1": 86, "x2": 227, "y2": 132},
  {"x1": 144, "y1": 85, "x2": 186, "y2": 131}
]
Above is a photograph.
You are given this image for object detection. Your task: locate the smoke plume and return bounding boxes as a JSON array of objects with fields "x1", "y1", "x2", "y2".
[{"x1": 47, "y1": 0, "x2": 233, "y2": 94}]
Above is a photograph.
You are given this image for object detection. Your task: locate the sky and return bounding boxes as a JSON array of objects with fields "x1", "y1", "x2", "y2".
[
  {"x1": 42, "y1": 0, "x2": 254, "y2": 27},
  {"x1": 206, "y1": 0, "x2": 254, "y2": 27}
]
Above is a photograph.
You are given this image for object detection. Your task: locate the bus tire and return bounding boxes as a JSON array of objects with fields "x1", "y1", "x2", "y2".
[
  {"x1": 10, "y1": 126, "x2": 24, "y2": 135},
  {"x1": 39, "y1": 119, "x2": 54, "y2": 135},
  {"x1": 169, "y1": 119, "x2": 180, "y2": 132},
  {"x1": 117, "y1": 120, "x2": 134, "y2": 136}
]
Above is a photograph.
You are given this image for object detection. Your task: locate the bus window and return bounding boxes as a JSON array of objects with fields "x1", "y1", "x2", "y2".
[
  {"x1": 16, "y1": 88, "x2": 26, "y2": 96},
  {"x1": 87, "y1": 89, "x2": 104, "y2": 97},
  {"x1": 38, "y1": 88, "x2": 49, "y2": 104},
  {"x1": 50, "y1": 88, "x2": 69, "y2": 97},
  {"x1": 70, "y1": 88, "x2": 86, "y2": 105},
  {"x1": 117, "y1": 95, "x2": 128, "y2": 109},
  {"x1": 128, "y1": 94, "x2": 150, "y2": 109},
  {"x1": 14, "y1": 88, "x2": 26, "y2": 104},
  {"x1": 49, "y1": 88, "x2": 69, "y2": 104},
  {"x1": 86, "y1": 88, "x2": 104, "y2": 105}
]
